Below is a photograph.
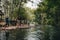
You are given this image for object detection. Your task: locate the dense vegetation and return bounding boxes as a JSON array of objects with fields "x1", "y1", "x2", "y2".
[{"x1": 34, "y1": 0, "x2": 60, "y2": 40}]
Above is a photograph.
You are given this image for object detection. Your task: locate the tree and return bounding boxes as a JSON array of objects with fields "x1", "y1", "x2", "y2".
[
  {"x1": 42, "y1": 0, "x2": 60, "y2": 40},
  {"x1": 34, "y1": 0, "x2": 60, "y2": 40}
]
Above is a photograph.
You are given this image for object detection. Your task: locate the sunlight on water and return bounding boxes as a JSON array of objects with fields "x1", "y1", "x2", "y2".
[{"x1": 25, "y1": 26, "x2": 42, "y2": 40}]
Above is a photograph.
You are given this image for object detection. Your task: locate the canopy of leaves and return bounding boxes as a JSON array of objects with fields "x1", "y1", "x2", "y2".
[{"x1": 34, "y1": 0, "x2": 60, "y2": 40}]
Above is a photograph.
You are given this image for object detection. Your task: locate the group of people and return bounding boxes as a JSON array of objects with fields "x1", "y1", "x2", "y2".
[{"x1": 5, "y1": 17, "x2": 29, "y2": 26}]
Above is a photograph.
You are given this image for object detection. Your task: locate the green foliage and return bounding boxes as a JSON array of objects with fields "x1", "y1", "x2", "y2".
[
  {"x1": 34, "y1": 0, "x2": 60, "y2": 40},
  {"x1": 16, "y1": 7, "x2": 28, "y2": 20},
  {"x1": 8, "y1": 0, "x2": 28, "y2": 19},
  {"x1": 25, "y1": 8, "x2": 35, "y2": 21}
]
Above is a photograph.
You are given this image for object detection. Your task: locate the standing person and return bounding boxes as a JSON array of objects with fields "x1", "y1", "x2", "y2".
[
  {"x1": 5, "y1": 17, "x2": 9, "y2": 26},
  {"x1": 17, "y1": 17, "x2": 20, "y2": 26}
]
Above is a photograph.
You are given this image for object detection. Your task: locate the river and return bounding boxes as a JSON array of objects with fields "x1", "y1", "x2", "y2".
[
  {"x1": 24, "y1": 26, "x2": 44, "y2": 40},
  {"x1": 0, "y1": 25, "x2": 53, "y2": 40}
]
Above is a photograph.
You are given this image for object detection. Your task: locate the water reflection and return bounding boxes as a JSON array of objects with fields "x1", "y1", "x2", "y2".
[{"x1": 25, "y1": 26, "x2": 43, "y2": 40}]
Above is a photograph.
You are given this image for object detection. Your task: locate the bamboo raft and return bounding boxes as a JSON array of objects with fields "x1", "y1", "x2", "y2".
[
  {"x1": 0, "y1": 25, "x2": 29, "y2": 30},
  {"x1": 0, "y1": 22, "x2": 29, "y2": 30}
]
